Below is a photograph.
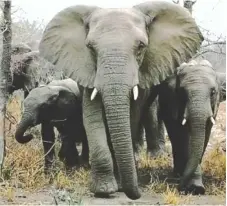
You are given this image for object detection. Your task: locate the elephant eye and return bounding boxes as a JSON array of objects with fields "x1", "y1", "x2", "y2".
[
  {"x1": 210, "y1": 88, "x2": 216, "y2": 97},
  {"x1": 85, "y1": 22, "x2": 89, "y2": 31},
  {"x1": 86, "y1": 43, "x2": 93, "y2": 49},
  {"x1": 138, "y1": 41, "x2": 146, "y2": 50}
]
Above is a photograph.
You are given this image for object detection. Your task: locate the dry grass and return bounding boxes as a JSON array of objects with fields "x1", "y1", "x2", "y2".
[
  {"x1": 138, "y1": 141, "x2": 226, "y2": 203},
  {"x1": 2, "y1": 95, "x2": 90, "y2": 202},
  {"x1": 1, "y1": 96, "x2": 226, "y2": 203},
  {"x1": 138, "y1": 148, "x2": 172, "y2": 170},
  {"x1": 202, "y1": 144, "x2": 226, "y2": 196},
  {"x1": 163, "y1": 185, "x2": 192, "y2": 205}
]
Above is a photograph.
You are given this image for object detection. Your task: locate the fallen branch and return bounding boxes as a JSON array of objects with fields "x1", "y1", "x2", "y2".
[{"x1": 5, "y1": 111, "x2": 17, "y2": 125}]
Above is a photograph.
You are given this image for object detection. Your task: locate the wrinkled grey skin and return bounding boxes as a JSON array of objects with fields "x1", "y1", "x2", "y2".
[
  {"x1": 14, "y1": 79, "x2": 88, "y2": 172},
  {"x1": 151, "y1": 60, "x2": 226, "y2": 195},
  {"x1": 8, "y1": 43, "x2": 62, "y2": 98},
  {"x1": 39, "y1": 1, "x2": 203, "y2": 199}
]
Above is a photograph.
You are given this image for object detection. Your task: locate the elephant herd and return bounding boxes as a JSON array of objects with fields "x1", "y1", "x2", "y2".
[{"x1": 9, "y1": 1, "x2": 226, "y2": 200}]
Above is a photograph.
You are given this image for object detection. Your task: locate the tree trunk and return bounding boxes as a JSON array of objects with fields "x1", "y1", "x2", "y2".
[{"x1": 0, "y1": 0, "x2": 12, "y2": 176}]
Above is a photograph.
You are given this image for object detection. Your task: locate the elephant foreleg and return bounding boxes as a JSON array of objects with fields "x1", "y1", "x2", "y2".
[
  {"x1": 41, "y1": 122, "x2": 55, "y2": 174},
  {"x1": 83, "y1": 88, "x2": 117, "y2": 196},
  {"x1": 143, "y1": 98, "x2": 165, "y2": 157},
  {"x1": 165, "y1": 120, "x2": 205, "y2": 195},
  {"x1": 180, "y1": 122, "x2": 213, "y2": 195}
]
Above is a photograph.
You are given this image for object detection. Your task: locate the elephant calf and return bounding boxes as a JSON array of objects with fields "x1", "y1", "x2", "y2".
[
  {"x1": 15, "y1": 78, "x2": 88, "y2": 172},
  {"x1": 150, "y1": 60, "x2": 226, "y2": 195}
]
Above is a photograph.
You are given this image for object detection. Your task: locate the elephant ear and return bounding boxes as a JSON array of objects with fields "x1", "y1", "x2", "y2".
[
  {"x1": 216, "y1": 72, "x2": 226, "y2": 102},
  {"x1": 133, "y1": 1, "x2": 204, "y2": 88},
  {"x1": 39, "y1": 5, "x2": 99, "y2": 88}
]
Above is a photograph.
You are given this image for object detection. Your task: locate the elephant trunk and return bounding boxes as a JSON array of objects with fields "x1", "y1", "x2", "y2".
[
  {"x1": 96, "y1": 49, "x2": 140, "y2": 200},
  {"x1": 15, "y1": 112, "x2": 35, "y2": 144},
  {"x1": 180, "y1": 99, "x2": 208, "y2": 188},
  {"x1": 102, "y1": 85, "x2": 140, "y2": 199}
]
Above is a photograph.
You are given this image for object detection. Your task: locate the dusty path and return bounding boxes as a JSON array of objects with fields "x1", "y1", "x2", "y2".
[{"x1": 0, "y1": 187, "x2": 225, "y2": 205}]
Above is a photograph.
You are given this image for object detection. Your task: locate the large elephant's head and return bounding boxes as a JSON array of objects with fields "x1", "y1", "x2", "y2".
[
  {"x1": 15, "y1": 79, "x2": 81, "y2": 144},
  {"x1": 156, "y1": 59, "x2": 225, "y2": 191},
  {"x1": 39, "y1": 1, "x2": 203, "y2": 199}
]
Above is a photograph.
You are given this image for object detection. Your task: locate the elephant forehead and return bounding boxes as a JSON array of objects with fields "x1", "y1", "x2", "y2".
[
  {"x1": 28, "y1": 86, "x2": 52, "y2": 98},
  {"x1": 180, "y1": 67, "x2": 218, "y2": 86},
  {"x1": 90, "y1": 8, "x2": 145, "y2": 28}
]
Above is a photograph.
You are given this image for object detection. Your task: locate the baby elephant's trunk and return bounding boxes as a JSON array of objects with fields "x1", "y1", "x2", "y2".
[{"x1": 15, "y1": 113, "x2": 34, "y2": 144}]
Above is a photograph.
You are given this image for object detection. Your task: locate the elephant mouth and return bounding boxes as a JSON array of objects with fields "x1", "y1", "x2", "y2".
[{"x1": 90, "y1": 85, "x2": 139, "y2": 101}]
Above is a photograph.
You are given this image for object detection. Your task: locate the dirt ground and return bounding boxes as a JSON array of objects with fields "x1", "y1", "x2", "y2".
[
  {"x1": 0, "y1": 101, "x2": 226, "y2": 205},
  {"x1": 0, "y1": 188, "x2": 225, "y2": 205}
]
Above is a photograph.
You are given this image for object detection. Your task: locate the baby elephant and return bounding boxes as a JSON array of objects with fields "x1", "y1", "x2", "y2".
[
  {"x1": 150, "y1": 60, "x2": 226, "y2": 195},
  {"x1": 15, "y1": 78, "x2": 88, "y2": 172}
]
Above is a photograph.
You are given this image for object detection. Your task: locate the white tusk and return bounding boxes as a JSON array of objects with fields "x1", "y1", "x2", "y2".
[
  {"x1": 210, "y1": 117, "x2": 215, "y2": 125},
  {"x1": 182, "y1": 118, "x2": 186, "y2": 125},
  {"x1": 91, "y1": 88, "x2": 98, "y2": 101},
  {"x1": 133, "y1": 85, "x2": 139, "y2": 100}
]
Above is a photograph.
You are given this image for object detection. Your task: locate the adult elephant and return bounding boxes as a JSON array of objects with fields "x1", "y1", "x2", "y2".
[
  {"x1": 8, "y1": 43, "x2": 62, "y2": 98},
  {"x1": 152, "y1": 60, "x2": 226, "y2": 194},
  {"x1": 39, "y1": 1, "x2": 203, "y2": 199}
]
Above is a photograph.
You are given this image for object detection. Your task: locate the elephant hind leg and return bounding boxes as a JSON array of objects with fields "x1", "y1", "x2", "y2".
[
  {"x1": 57, "y1": 132, "x2": 80, "y2": 170},
  {"x1": 164, "y1": 120, "x2": 188, "y2": 176},
  {"x1": 63, "y1": 139, "x2": 80, "y2": 169},
  {"x1": 143, "y1": 98, "x2": 165, "y2": 158}
]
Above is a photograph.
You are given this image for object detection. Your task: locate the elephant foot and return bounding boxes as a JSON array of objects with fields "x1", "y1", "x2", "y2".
[
  {"x1": 65, "y1": 165, "x2": 79, "y2": 176},
  {"x1": 59, "y1": 147, "x2": 80, "y2": 169},
  {"x1": 64, "y1": 157, "x2": 80, "y2": 168},
  {"x1": 186, "y1": 177, "x2": 205, "y2": 195},
  {"x1": 178, "y1": 177, "x2": 205, "y2": 195},
  {"x1": 147, "y1": 141, "x2": 165, "y2": 158},
  {"x1": 91, "y1": 175, "x2": 118, "y2": 197},
  {"x1": 79, "y1": 156, "x2": 90, "y2": 169},
  {"x1": 147, "y1": 147, "x2": 165, "y2": 158}
]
